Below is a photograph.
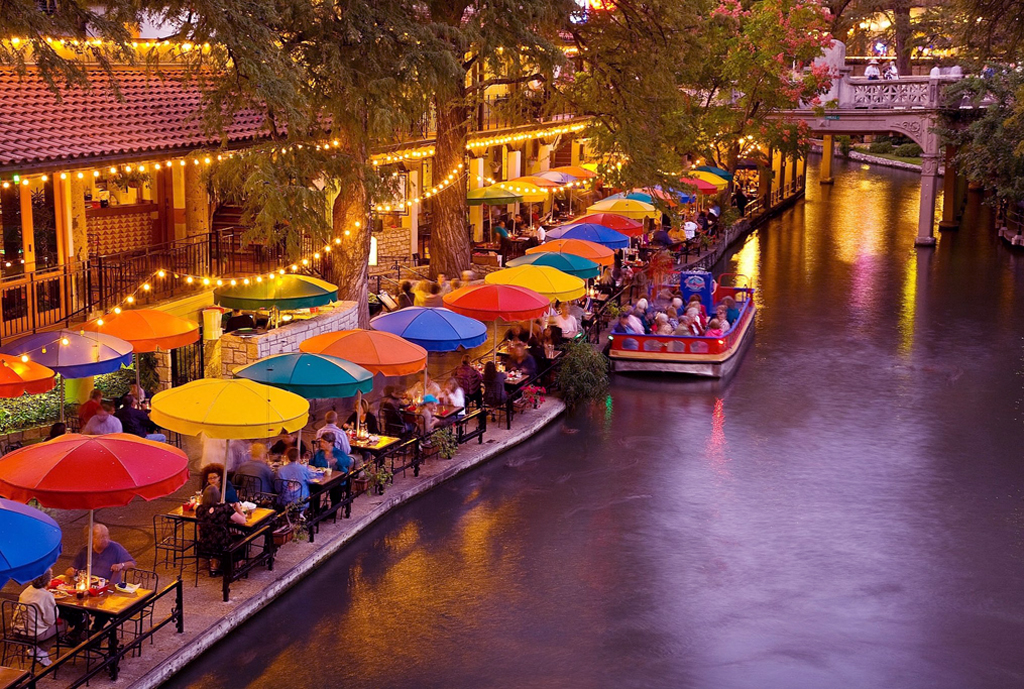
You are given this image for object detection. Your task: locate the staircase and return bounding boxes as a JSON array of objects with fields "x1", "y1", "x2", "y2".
[{"x1": 212, "y1": 204, "x2": 246, "y2": 232}]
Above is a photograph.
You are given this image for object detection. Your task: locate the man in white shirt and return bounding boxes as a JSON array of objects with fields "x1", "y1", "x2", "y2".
[
  {"x1": 864, "y1": 59, "x2": 881, "y2": 80},
  {"x1": 552, "y1": 302, "x2": 579, "y2": 339},
  {"x1": 315, "y1": 411, "x2": 351, "y2": 455},
  {"x1": 81, "y1": 403, "x2": 122, "y2": 435}
]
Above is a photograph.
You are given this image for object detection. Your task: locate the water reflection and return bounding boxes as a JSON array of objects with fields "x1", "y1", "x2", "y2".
[{"x1": 170, "y1": 158, "x2": 1024, "y2": 689}]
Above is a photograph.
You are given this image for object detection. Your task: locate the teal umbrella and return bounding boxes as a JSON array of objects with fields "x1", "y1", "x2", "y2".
[
  {"x1": 214, "y1": 275, "x2": 337, "y2": 311},
  {"x1": 506, "y1": 252, "x2": 601, "y2": 279},
  {"x1": 696, "y1": 165, "x2": 734, "y2": 182},
  {"x1": 233, "y1": 353, "x2": 372, "y2": 399}
]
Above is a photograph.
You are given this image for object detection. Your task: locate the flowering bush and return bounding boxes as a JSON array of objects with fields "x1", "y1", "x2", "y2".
[{"x1": 521, "y1": 385, "x2": 547, "y2": 407}]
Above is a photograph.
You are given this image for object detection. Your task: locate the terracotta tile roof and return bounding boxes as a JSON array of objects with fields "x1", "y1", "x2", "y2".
[{"x1": 0, "y1": 66, "x2": 268, "y2": 171}]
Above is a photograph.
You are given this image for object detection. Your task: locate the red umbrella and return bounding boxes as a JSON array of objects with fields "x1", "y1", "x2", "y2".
[
  {"x1": 0, "y1": 355, "x2": 55, "y2": 398},
  {"x1": 0, "y1": 434, "x2": 189, "y2": 582},
  {"x1": 678, "y1": 177, "x2": 720, "y2": 194},
  {"x1": 443, "y1": 284, "x2": 549, "y2": 362},
  {"x1": 573, "y1": 213, "x2": 644, "y2": 237}
]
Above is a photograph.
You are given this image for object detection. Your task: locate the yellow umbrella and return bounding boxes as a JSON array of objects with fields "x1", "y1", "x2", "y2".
[
  {"x1": 485, "y1": 265, "x2": 586, "y2": 303},
  {"x1": 151, "y1": 378, "x2": 309, "y2": 440},
  {"x1": 586, "y1": 198, "x2": 660, "y2": 220},
  {"x1": 495, "y1": 181, "x2": 549, "y2": 203},
  {"x1": 688, "y1": 170, "x2": 729, "y2": 190}
]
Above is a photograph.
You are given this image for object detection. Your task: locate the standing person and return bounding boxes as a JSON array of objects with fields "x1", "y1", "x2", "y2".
[
  {"x1": 884, "y1": 61, "x2": 899, "y2": 80},
  {"x1": 315, "y1": 411, "x2": 352, "y2": 455},
  {"x1": 78, "y1": 389, "x2": 103, "y2": 428},
  {"x1": 81, "y1": 402, "x2": 122, "y2": 436},
  {"x1": 437, "y1": 273, "x2": 451, "y2": 296},
  {"x1": 115, "y1": 394, "x2": 166, "y2": 442},
  {"x1": 454, "y1": 356, "x2": 483, "y2": 408},
  {"x1": 734, "y1": 188, "x2": 748, "y2": 216},
  {"x1": 66, "y1": 524, "x2": 136, "y2": 585},
  {"x1": 15, "y1": 569, "x2": 63, "y2": 667},
  {"x1": 397, "y1": 281, "x2": 415, "y2": 309},
  {"x1": 864, "y1": 59, "x2": 881, "y2": 80}
]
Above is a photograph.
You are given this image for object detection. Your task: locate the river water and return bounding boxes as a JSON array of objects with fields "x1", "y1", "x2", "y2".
[{"x1": 168, "y1": 159, "x2": 1024, "y2": 689}]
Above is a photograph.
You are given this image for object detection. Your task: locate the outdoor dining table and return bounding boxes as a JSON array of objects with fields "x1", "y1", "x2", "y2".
[
  {"x1": 168, "y1": 505, "x2": 276, "y2": 528},
  {"x1": 349, "y1": 433, "x2": 402, "y2": 458}
]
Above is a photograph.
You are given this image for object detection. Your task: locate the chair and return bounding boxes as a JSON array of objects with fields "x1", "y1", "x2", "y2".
[
  {"x1": 235, "y1": 474, "x2": 274, "y2": 506},
  {"x1": 273, "y1": 479, "x2": 304, "y2": 511},
  {"x1": 153, "y1": 515, "x2": 199, "y2": 587},
  {"x1": 117, "y1": 569, "x2": 159, "y2": 657},
  {"x1": 1, "y1": 600, "x2": 59, "y2": 673}
]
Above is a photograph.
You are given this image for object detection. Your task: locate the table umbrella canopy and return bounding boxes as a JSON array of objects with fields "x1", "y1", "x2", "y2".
[
  {"x1": 506, "y1": 252, "x2": 601, "y2": 279},
  {"x1": 443, "y1": 284, "x2": 550, "y2": 322},
  {"x1": 551, "y1": 165, "x2": 597, "y2": 179},
  {"x1": 495, "y1": 180, "x2": 550, "y2": 203},
  {"x1": 300, "y1": 330, "x2": 427, "y2": 377},
  {"x1": 151, "y1": 379, "x2": 309, "y2": 439},
  {"x1": 546, "y1": 223, "x2": 630, "y2": 250},
  {"x1": 586, "y1": 198, "x2": 660, "y2": 220},
  {"x1": 696, "y1": 165, "x2": 734, "y2": 181},
  {"x1": 468, "y1": 186, "x2": 523, "y2": 206},
  {"x1": 485, "y1": 265, "x2": 587, "y2": 303},
  {"x1": 213, "y1": 274, "x2": 338, "y2": 311},
  {"x1": 0, "y1": 330, "x2": 133, "y2": 379},
  {"x1": 82, "y1": 309, "x2": 199, "y2": 353},
  {"x1": 526, "y1": 238, "x2": 615, "y2": 267},
  {"x1": 0, "y1": 355, "x2": 55, "y2": 398},
  {"x1": 607, "y1": 187, "x2": 695, "y2": 206},
  {"x1": 574, "y1": 213, "x2": 644, "y2": 237},
  {"x1": 0, "y1": 498, "x2": 62, "y2": 587},
  {"x1": 370, "y1": 307, "x2": 487, "y2": 352},
  {"x1": 679, "y1": 175, "x2": 723, "y2": 194},
  {"x1": 536, "y1": 170, "x2": 576, "y2": 185},
  {"x1": 234, "y1": 353, "x2": 373, "y2": 400},
  {"x1": 0, "y1": 434, "x2": 189, "y2": 510}
]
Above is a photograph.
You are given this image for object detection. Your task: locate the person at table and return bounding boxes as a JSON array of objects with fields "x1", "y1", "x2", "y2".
[
  {"x1": 418, "y1": 395, "x2": 440, "y2": 435},
  {"x1": 225, "y1": 309, "x2": 256, "y2": 332},
  {"x1": 270, "y1": 428, "x2": 309, "y2": 457},
  {"x1": 493, "y1": 219, "x2": 510, "y2": 241},
  {"x1": 115, "y1": 394, "x2": 166, "y2": 442},
  {"x1": 507, "y1": 343, "x2": 538, "y2": 379},
  {"x1": 502, "y1": 323, "x2": 528, "y2": 344},
  {"x1": 276, "y1": 448, "x2": 318, "y2": 507},
  {"x1": 407, "y1": 374, "x2": 441, "y2": 403},
  {"x1": 379, "y1": 386, "x2": 415, "y2": 436},
  {"x1": 78, "y1": 388, "x2": 103, "y2": 428},
  {"x1": 315, "y1": 410, "x2": 352, "y2": 455},
  {"x1": 234, "y1": 443, "x2": 276, "y2": 495},
  {"x1": 47, "y1": 422, "x2": 66, "y2": 440},
  {"x1": 344, "y1": 399, "x2": 380, "y2": 435},
  {"x1": 551, "y1": 301, "x2": 579, "y2": 340},
  {"x1": 397, "y1": 280, "x2": 415, "y2": 309},
  {"x1": 66, "y1": 523, "x2": 136, "y2": 586},
  {"x1": 311, "y1": 432, "x2": 353, "y2": 473},
  {"x1": 200, "y1": 463, "x2": 246, "y2": 522},
  {"x1": 81, "y1": 402, "x2": 123, "y2": 436},
  {"x1": 440, "y1": 378, "x2": 466, "y2": 418},
  {"x1": 454, "y1": 356, "x2": 483, "y2": 408},
  {"x1": 15, "y1": 568, "x2": 64, "y2": 667},
  {"x1": 483, "y1": 361, "x2": 508, "y2": 409}
]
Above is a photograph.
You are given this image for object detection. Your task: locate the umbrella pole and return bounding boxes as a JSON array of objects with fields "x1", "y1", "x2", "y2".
[
  {"x1": 355, "y1": 390, "x2": 362, "y2": 436},
  {"x1": 86, "y1": 509, "x2": 94, "y2": 585},
  {"x1": 493, "y1": 321, "x2": 497, "y2": 363},
  {"x1": 134, "y1": 352, "x2": 141, "y2": 391},
  {"x1": 59, "y1": 376, "x2": 65, "y2": 424},
  {"x1": 221, "y1": 439, "x2": 229, "y2": 504}
]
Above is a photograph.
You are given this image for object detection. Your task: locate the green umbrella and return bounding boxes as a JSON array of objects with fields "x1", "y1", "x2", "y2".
[
  {"x1": 233, "y1": 353, "x2": 372, "y2": 399},
  {"x1": 214, "y1": 274, "x2": 338, "y2": 311},
  {"x1": 468, "y1": 186, "x2": 524, "y2": 206},
  {"x1": 506, "y1": 252, "x2": 601, "y2": 279}
]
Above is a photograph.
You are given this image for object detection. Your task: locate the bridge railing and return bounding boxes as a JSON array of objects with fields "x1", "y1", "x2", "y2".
[{"x1": 830, "y1": 75, "x2": 963, "y2": 110}]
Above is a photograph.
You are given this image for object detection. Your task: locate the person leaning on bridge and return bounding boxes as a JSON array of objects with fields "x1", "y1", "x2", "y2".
[{"x1": 864, "y1": 59, "x2": 881, "y2": 80}]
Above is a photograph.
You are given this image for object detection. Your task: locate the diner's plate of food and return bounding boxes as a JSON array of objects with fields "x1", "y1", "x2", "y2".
[
  {"x1": 51, "y1": 589, "x2": 70, "y2": 600},
  {"x1": 114, "y1": 582, "x2": 140, "y2": 594}
]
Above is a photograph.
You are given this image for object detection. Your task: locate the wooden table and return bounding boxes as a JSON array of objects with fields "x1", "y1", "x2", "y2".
[
  {"x1": 0, "y1": 666, "x2": 27, "y2": 689},
  {"x1": 349, "y1": 434, "x2": 402, "y2": 455},
  {"x1": 52, "y1": 585, "x2": 155, "y2": 617},
  {"x1": 168, "y1": 505, "x2": 276, "y2": 529}
]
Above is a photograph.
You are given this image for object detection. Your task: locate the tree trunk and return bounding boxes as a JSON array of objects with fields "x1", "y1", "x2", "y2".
[
  {"x1": 893, "y1": 1, "x2": 912, "y2": 76},
  {"x1": 430, "y1": 89, "x2": 471, "y2": 278},
  {"x1": 332, "y1": 139, "x2": 371, "y2": 328}
]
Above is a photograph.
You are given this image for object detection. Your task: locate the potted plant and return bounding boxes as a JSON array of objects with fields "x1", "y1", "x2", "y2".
[
  {"x1": 433, "y1": 426, "x2": 459, "y2": 460},
  {"x1": 520, "y1": 385, "x2": 546, "y2": 408},
  {"x1": 276, "y1": 501, "x2": 309, "y2": 544},
  {"x1": 555, "y1": 340, "x2": 610, "y2": 413},
  {"x1": 350, "y1": 471, "x2": 372, "y2": 497},
  {"x1": 362, "y1": 462, "x2": 393, "y2": 495}
]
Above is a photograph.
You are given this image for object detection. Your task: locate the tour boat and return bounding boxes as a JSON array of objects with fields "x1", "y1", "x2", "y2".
[{"x1": 608, "y1": 271, "x2": 756, "y2": 378}]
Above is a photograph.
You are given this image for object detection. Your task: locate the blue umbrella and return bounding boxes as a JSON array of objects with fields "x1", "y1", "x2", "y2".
[
  {"x1": 696, "y1": 165, "x2": 734, "y2": 181},
  {"x1": 0, "y1": 498, "x2": 62, "y2": 586},
  {"x1": 536, "y1": 170, "x2": 576, "y2": 185},
  {"x1": 233, "y1": 352, "x2": 373, "y2": 400},
  {"x1": 546, "y1": 223, "x2": 631, "y2": 250},
  {"x1": 370, "y1": 307, "x2": 487, "y2": 352}
]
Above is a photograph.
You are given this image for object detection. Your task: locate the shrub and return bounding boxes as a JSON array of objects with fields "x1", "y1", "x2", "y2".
[
  {"x1": 556, "y1": 340, "x2": 610, "y2": 412},
  {"x1": 836, "y1": 135, "x2": 852, "y2": 157},
  {"x1": 868, "y1": 140, "x2": 894, "y2": 154},
  {"x1": 894, "y1": 143, "x2": 923, "y2": 157}
]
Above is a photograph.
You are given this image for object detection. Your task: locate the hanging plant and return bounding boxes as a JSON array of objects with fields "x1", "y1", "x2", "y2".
[{"x1": 111, "y1": 169, "x2": 152, "y2": 191}]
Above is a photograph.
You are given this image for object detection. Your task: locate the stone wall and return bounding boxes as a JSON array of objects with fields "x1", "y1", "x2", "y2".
[{"x1": 215, "y1": 301, "x2": 359, "y2": 378}]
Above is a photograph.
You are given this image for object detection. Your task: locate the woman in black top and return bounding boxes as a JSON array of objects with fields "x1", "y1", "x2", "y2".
[
  {"x1": 483, "y1": 361, "x2": 508, "y2": 407},
  {"x1": 345, "y1": 399, "x2": 380, "y2": 435}
]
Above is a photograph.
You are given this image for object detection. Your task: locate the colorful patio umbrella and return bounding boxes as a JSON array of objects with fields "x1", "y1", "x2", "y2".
[
  {"x1": 468, "y1": 186, "x2": 523, "y2": 206},
  {"x1": 82, "y1": 308, "x2": 199, "y2": 390},
  {"x1": 213, "y1": 274, "x2": 338, "y2": 311},
  {"x1": 443, "y1": 284, "x2": 550, "y2": 363},
  {"x1": 495, "y1": 180, "x2": 549, "y2": 203},
  {"x1": 526, "y1": 238, "x2": 615, "y2": 267},
  {"x1": 688, "y1": 170, "x2": 729, "y2": 190},
  {"x1": 506, "y1": 252, "x2": 601, "y2": 279},
  {"x1": 551, "y1": 165, "x2": 597, "y2": 179},
  {"x1": 606, "y1": 187, "x2": 695, "y2": 206},
  {"x1": 485, "y1": 265, "x2": 587, "y2": 303},
  {"x1": 679, "y1": 175, "x2": 723, "y2": 194},
  {"x1": 300, "y1": 330, "x2": 427, "y2": 377},
  {"x1": 546, "y1": 223, "x2": 630, "y2": 250},
  {"x1": 586, "y1": 198, "x2": 660, "y2": 220},
  {"x1": 574, "y1": 213, "x2": 645, "y2": 237},
  {"x1": 234, "y1": 353, "x2": 373, "y2": 400},
  {"x1": 1, "y1": 330, "x2": 134, "y2": 422},
  {"x1": 0, "y1": 355, "x2": 55, "y2": 398},
  {"x1": 0, "y1": 498, "x2": 62, "y2": 587},
  {"x1": 0, "y1": 433, "x2": 189, "y2": 583},
  {"x1": 696, "y1": 165, "x2": 734, "y2": 182},
  {"x1": 536, "y1": 170, "x2": 576, "y2": 185}
]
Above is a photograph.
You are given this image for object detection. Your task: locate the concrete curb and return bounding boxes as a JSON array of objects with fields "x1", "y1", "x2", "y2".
[{"x1": 132, "y1": 400, "x2": 566, "y2": 689}]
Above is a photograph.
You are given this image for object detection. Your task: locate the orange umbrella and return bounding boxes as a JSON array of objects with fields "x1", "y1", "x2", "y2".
[
  {"x1": 551, "y1": 166, "x2": 597, "y2": 179},
  {"x1": 82, "y1": 309, "x2": 199, "y2": 353},
  {"x1": 526, "y1": 238, "x2": 615, "y2": 267},
  {"x1": 0, "y1": 355, "x2": 54, "y2": 398},
  {"x1": 299, "y1": 330, "x2": 427, "y2": 377}
]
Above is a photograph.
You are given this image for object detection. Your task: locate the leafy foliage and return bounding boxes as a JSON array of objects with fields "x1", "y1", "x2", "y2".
[{"x1": 556, "y1": 340, "x2": 609, "y2": 413}]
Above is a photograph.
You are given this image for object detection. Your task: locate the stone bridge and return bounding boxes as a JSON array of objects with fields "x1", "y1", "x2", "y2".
[{"x1": 783, "y1": 62, "x2": 967, "y2": 246}]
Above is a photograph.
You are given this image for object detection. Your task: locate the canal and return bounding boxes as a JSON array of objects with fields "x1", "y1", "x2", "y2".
[{"x1": 169, "y1": 159, "x2": 1024, "y2": 689}]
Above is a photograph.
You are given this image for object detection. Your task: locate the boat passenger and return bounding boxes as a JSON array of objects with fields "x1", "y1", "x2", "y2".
[
  {"x1": 686, "y1": 294, "x2": 707, "y2": 320},
  {"x1": 672, "y1": 315, "x2": 694, "y2": 337},
  {"x1": 654, "y1": 313, "x2": 674, "y2": 335},
  {"x1": 715, "y1": 305, "x2": 731, "y2": 332},
  {"x1": 720, "y1": 295, "x2": 740, "y2": 324},
  {"x1": 704, "y1": 318, "x2": 724, "y2": 338},
  {"x1": 612, "y1": 314, "x2": 638, "y2": 334},
  {"x1": 626, "y1": 309, "x2": 646, "y2": 335},
  {"x1": 666, "y1": 307, "x2": 679, "y2": 331}
]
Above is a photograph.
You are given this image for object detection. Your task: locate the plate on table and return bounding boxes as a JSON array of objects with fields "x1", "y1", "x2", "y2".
[{"x1": 51, "y1": 589, "x2": 70, "y2": 600}]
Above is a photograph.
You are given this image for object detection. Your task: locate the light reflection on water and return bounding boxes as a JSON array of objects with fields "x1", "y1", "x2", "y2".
[{"x1": 169, "y1": 158, "x2": 1024, "y2": 689}]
